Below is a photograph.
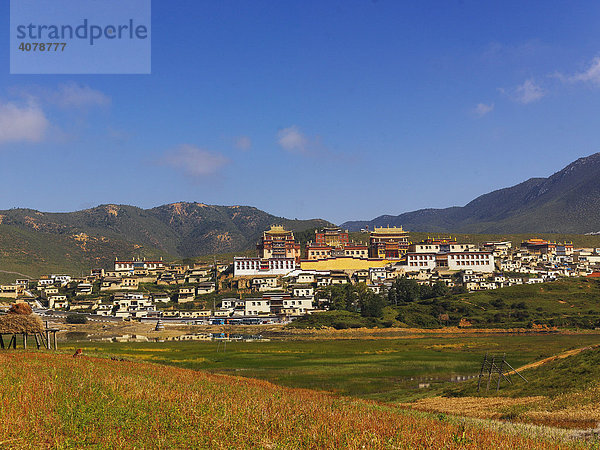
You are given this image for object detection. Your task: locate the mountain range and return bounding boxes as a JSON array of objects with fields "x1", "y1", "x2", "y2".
[
  {"x1": 342, "y1": 153, "x2": 600, "y2": 234},
  {"x1": 2, "y1": 153, "x2": 600, "y2": 280},
  {"x1": 0, "y1": 203, "x2": 330, "y2": 279}
]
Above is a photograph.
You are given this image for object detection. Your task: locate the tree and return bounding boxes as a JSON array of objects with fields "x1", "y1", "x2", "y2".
[
  {"x1": 431, "y1": 282, "x2": 449, "y2": 298},
  {"x1": 66, "y1": 314, "x2": 87, "y2": 324},
  {"x1": 387, "y1": 285, "x2": 398, "y2": 305},
  {"x1": 393, "y1": 277, "x2": 420, "y2": 303},
  {"x1": 451, "y1": 285, "x2": 468, "y2": 295},
  {"x1": 325, "y1": 284, "x2": 358, "y2": 312},
  {"x1": 359, "y1": 292, "x2": 386, "y2": 318},
  {"x1": 323, "y1": 283, "x2": 387, "y2": 317},
  {"x1": 419, "y1": 283, "x2": 433, "y2": 300}
]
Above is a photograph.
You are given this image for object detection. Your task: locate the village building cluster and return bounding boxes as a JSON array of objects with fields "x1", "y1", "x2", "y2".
[{"x1": 1, "y1": 225, "x2": 600, "y2": 323}]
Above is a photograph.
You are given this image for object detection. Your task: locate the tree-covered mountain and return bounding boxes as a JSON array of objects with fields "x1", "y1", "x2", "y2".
[
  {"x1": 0, "y1": 202, "x2": 331, "y2": 279},
  {"x1": 342, "y1": 153, "x2": 600, "y2": 234}
]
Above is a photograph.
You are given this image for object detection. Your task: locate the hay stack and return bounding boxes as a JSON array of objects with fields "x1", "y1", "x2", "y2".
[
  {"x1": 8, "y1": 302, "x2": 33, "y2": 315},
  {"x1": 0, "y1": 314, "x2": 44, "y2": 334}
]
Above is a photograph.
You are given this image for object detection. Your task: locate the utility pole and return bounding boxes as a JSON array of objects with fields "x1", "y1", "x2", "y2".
[{"x1": 477, "y1": 353, "x2": 527, "y2": 393}]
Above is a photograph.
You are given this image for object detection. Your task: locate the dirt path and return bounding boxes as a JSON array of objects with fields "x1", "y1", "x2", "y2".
[
  {"x1": 508, "y1": 343, "x2": 600, "y2": 374},
  {"x1": 0, "y1": 269, "x2": 34, "y2": 278}
]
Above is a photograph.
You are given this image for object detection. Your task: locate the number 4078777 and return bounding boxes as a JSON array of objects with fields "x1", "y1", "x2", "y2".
[{"x1": 18, "y1": 42, "x2": 67, "y2": 51}]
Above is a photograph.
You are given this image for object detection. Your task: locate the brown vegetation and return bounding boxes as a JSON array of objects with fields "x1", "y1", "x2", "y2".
[
  {"x1": 402, "y1": 383, "x2": 600, "y2": 430},
  {"x1": 0, "y1": 314, "x2": 44, "y2": 334},
  {"x1": 400, "y1": 396, "x2": 545, "y2": 420},
  {"x1": 8, "y1": 302, "x2": 33, "y2": 315},
  {"x1": 0, "y1": 352, "x2": 567, "y2": 449}
]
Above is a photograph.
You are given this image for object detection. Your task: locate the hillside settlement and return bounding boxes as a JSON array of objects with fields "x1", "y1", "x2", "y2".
[{"x1": 1, "y1": 225, "x2": 599, "y2": 323}]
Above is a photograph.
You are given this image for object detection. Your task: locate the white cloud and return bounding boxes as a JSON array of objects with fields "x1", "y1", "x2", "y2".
[
  {"x1": 277, "y1": 126, "x2": 310, "y2": 154},
  {"x1": 0, "y1": 84, "x2": 109, "y2": 146},
  {"x1": 512, "y1": 79, "x2": 545, "y2": 104},
  {"x1": 10, "y1": 83, "x2": 110, "y2": 109},
  {"x1": 493, "y1": 55, "x2": 600, "y2": 107},
  {"x1": 51, "y1": 83, "x2": 111, "y2": 108},
  {"x1": 0, "y1": 102, "x2": 49, "y2": 145},
  {"x1": 473, "y1": 103, "x2": 494, "y2": 117},
  {"x1": 160, "y1": 145, "x2": 230, "y2": 177},
  {"x1": 234, "y1": 135, "x2": 252, "y2": 151},
  {"x1": 566, "y1": 56, "x2": 600, "y2": 85}
]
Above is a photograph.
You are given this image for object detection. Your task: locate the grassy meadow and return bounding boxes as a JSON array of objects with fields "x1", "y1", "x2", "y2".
[
  {"x1": 0, "y1": 351, "x2": 581, "y2": 449},
  {"x1": 402, "y1": 344, "x2": 600, "y2": 430},
  {"x1": 409, "y1": 277, "x2": 600, "y2": 329},
  {"x1": 60, "y1": 332, "x2": 600, "y2": 403},
  {"x1": 291, "y1": 277, "x2": 600, "y2": 330}
]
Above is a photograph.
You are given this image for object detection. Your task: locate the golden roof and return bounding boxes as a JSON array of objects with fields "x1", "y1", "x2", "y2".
[
  {"x1": 372, "y1": 226, "x2": 407, "y2": 234},
  {"x1": 264, "y1": 225, "x2": 291, "y2": 235}
]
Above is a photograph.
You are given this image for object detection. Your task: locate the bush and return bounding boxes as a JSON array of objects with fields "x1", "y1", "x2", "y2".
[
  {"x1": 66, "y1": 314, "x2": 88, "y2": 324},
  {"x1": 490, "y1": 298, "x2": 505, "y2": 308},
  {"x1": 287, "y1": 310, "x2": 374, "y2": 329}
]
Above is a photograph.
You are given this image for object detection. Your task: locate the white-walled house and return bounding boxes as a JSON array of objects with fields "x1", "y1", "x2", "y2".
[
  {"x1": 292, "y1": 285, "x2": 314, "y2": 298},
  {"x1": 48, "y1": 295, "x2": 68, "y2": 309},
  {"x1": 233, "y1": 257, "x2": 296, "y2": 276},
  {"x1": 244, "y1": 298, "x2": 271, "y2": 316},
  {"x1": 282, "y1": 297, "x2": 313, "y2": 314}
]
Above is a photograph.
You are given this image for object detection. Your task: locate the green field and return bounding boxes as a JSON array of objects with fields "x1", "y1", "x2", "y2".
[
  {"x1": 448, "y1": 341, "x2": 600, "y2": 398},
  {"x1": 405, "y1": 277, "x2": 600, "y2": 329},
  {"x1": 294, "y1": 278, "x2": 600, "y2": 330},
  {"x1": 61, "y1": 332, "x2": 600, "y2": 403}
]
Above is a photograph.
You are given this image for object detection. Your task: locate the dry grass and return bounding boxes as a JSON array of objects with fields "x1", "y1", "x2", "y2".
[
  {"x1": 403, "y1": 389, "x2": 600, "y2": 431},
  {"x1": 400, "y1": 396, "x2": 546, "y2": 420},
  {"x1": 0, "y1": 352, "x2": 570, "y2": 449},
  {"x1": 401, "y1": 345, "x2": 600, "y2": 432},
  {"x1": 525, "y1": 384, "x2": 600, "y2": 429},
  {"x1": 508, "y1": 345, "x2": 600, "y2": 374},
  {"x1": 0, "y1": 315, "x2": 44, "y2": 334},
  {"x1": 281, "y1": 326, "x2": 569, "y2": 340}
]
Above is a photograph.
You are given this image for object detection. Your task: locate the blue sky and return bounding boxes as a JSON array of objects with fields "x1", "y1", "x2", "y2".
[{"x1": 2, "y1": 1, "x2": 600, "y2": 224}]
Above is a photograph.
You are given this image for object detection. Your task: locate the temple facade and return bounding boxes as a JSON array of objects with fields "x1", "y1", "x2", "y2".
[
  {"x1": 368, "y1": 226, "x2": 411, "y2": 259},
  {"x1": 234, "y1": 225, "x2": 301, "y2": 277},
  {"x1": 306, "y1": 227, "x2": 368, "y2": 260},
  {"x1": 257, "y1": 225, "x2": 301, "y2": 261}
]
